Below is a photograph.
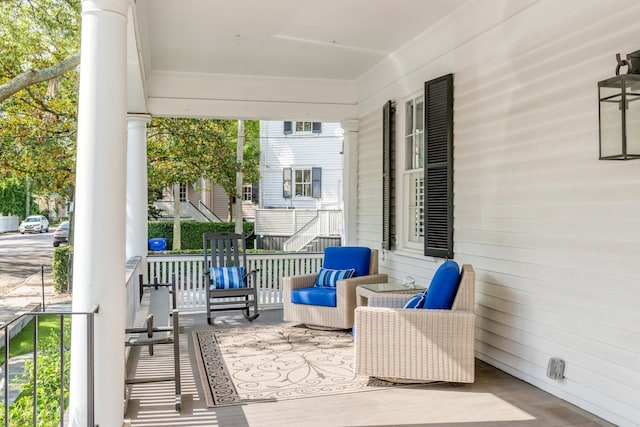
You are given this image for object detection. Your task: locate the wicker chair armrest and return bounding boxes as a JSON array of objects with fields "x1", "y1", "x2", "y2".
[
  {"x1": 282, "y1": 273, "x2": 318, "y2": 293},
  {"x1": 336, "y1": 273, "x2": 388, "y2": 290},
  {"x1": 368, "y1": 292, "x2": 418, "y2": 308},
  {"x1": 334, "y1": 273, "x2": 388, "y2": 314}
]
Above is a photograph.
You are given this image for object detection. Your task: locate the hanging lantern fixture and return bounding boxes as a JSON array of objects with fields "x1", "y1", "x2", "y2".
[{"x1": 598, "y1": 50, "x2": 640, "y2": 160}]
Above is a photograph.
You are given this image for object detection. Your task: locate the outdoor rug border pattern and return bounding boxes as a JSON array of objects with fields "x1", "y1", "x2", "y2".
[{"x1": 193, "y1": 326, "x2": 402, "y2": 407}]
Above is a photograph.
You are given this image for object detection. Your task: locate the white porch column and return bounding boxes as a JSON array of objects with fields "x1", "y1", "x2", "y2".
[
  {"x1": 69, "y1": 1, "x2": 130, "y2": 426},
  {"x1": 126, "y1": 114, "x2": 151, "y2": 262},
  {"x1": 341, "y1": 119, "x2": 359, "y2": 246}
]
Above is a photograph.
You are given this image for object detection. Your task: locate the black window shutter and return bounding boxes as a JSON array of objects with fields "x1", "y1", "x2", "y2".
[
  {"x1": 284, "y1": 121, "x2": 292, "y2": 135},
  {"x1": 251, "y1": 182, "x2": 259, "y2": 205},
  {"x1": 312, "y1": 122, "x2": 322, "y2": 134},
  {"x1": 283, "y1": 168, "x2": 292, "y2": 198},
  {"x1": 382, "y1": 100, "x2": 395, "y2": 251},
  {"x1": 424, "y1": 74, "x2": 454, "y2": 259},
  {"x1": 311, "y1": 167, "x2": 322, "y2": 198}
]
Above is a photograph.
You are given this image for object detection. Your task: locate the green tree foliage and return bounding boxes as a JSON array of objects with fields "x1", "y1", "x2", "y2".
[
  {"x1": 147, "y1": 117, "x2": 260, "y2": 219},
  {"x1": 0, "y1": 0, "x2": 80, "y2": 201},
  {"x1": 0, "y1": 174, "x2": 36, "y2": 216}
]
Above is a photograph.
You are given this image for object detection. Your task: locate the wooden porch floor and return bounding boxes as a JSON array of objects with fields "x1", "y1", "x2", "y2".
[{"x1": 123, "y1": 309, "x2": 613, "y2": 427}]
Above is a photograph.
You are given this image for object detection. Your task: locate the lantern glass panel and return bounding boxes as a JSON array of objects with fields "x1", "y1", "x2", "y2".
[
  {"x1": 626, "y1": 92, "x2": 640, "y2": 156},
  {"x1": 599, "y1": 88, "x2": 623, "y2": 158}
]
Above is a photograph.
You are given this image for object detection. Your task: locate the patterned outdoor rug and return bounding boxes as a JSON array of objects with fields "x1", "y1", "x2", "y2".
[{"x1": 193, "y1": 326, "x2": 389, "y2": 407}]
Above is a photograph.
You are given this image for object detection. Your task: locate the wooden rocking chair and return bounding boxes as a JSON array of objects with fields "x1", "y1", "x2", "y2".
[{"x1": 203, "y1": 232, "x2": 260, "y2": 324}]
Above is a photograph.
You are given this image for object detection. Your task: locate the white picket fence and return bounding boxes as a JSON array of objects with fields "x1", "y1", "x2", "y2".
[
  {"x1": 0, "y1": 215, "x2": 19, "y2": 233},
  {"x1": 147, "y1": 252, "x2": 324, "y2": 311}
]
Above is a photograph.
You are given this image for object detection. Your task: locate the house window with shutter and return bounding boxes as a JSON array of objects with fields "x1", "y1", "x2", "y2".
[
  {"x1": 398, "y1": 74, "x2": 454, "y2": 258},
  {"x1": 284, "y1": 167, "x2": 322, "y2": 198},
  {"x1": 283, "y1": 121, "x2": 322, "y2": 134},
  {"x1": 424, "y1": 74, "x2": 454, "y2": 259}
]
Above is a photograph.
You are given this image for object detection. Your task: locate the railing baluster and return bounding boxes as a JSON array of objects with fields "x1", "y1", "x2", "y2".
[
  {"x1": 87, "y1": 309, "x2": 96, "y2": 427},
  {"x1": 32, "y1": 315, "x2": 38, "y2": 427},
  {"x1": 4, "y1": 325, "x2": 8, "y2": 427},
  {"x1": 59, "y1": 315, "x2": 65, "y2": 427}
]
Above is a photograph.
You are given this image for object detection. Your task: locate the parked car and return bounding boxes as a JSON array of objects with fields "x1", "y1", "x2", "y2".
[
  {"x1": 19, "y1": 215, "x2": 49, "y2": 234},
  {"x1": 53, "y1": 221, "x2": 70, "y2": 247}
]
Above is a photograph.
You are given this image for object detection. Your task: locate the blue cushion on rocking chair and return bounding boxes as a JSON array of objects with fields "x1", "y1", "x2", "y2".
[{"x1": 210, "y1": 266, "x2": 246, "y2": 289}]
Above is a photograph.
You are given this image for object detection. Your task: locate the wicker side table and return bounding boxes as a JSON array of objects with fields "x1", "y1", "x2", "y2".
[{"x1": 356, "y1": 282, "x2": 422, "y2": 307}]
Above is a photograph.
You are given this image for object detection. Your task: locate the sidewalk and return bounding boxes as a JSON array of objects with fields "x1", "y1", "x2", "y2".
[
  {"x1": 0, "y1": 354, "x2": 30, "y2": 406},
  {"x1": 0, "y1": 270, "x2": 71, "y2": 327}
]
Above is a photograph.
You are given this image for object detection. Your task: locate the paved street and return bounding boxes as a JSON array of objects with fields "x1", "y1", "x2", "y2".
[
  {"x1": 0, "y1": 231, "x2": 55, "y2": 290},
  {"x1": 0, "y1": 231, "x2": 68, "y2": 326}
]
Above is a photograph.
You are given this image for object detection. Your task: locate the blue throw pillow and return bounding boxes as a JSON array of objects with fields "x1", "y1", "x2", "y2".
[
  {"x1": 423, "y1": 260, "x2": 460, "y2": 309},
  {"x1": 403, "y1": 291, "x2": 427, "y2": 309},
  {"x1": 210, "y1": 266, "x2": 246, "y2": 290},
  {"x1": 314, "y1": 267, "x2": 355, "y2": 288}
]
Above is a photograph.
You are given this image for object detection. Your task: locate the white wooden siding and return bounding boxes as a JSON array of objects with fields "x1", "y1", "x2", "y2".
[
  {"x1": 259, "y1": 121, "x2": 344, "y2": 210},
  {"x1": 356, "y1": 110, "x2": 383, "y2": 251},
  {"x1": 355, "y1": 1, "x2": 640, "y2": 425}
]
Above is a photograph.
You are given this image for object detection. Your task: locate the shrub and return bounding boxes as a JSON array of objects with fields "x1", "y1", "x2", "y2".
[
  {"x1": 52, "y1": 246, "x2": 73, "y2": 293},
  {"x1": 148, "y1": 221, "x2": 254, "y2": 251},
  {"x1": 0, "y1": 316, "x2": 71, "y2": 427}
]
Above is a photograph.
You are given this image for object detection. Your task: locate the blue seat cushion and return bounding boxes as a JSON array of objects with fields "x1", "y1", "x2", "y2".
[
  {"x1": 323, "y1": 246, "x2": 371, "y2": 277},
  {"x1": 291, "y1": 287, "x2": 336, "y2": 307},
  {"x1": 423, "y1": 260, "x2": 461, "y2": 309},
  {"x1": 210, "y1": 266, "x2": 246, "y2": 289}
]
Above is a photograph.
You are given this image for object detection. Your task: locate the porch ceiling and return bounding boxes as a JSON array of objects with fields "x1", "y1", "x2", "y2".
[{"x1": 128, "y1": 0, "x2": 468, "y2": 120}]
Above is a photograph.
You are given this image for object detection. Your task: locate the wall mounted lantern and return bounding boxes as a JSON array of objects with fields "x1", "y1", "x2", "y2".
[{"x1": 598, "y1": 50, "x2": 640, "y2": 160}]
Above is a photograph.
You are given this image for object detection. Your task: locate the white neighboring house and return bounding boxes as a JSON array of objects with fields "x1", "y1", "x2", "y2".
[
  {"x1": 255, "y1": 121, "x2": 344, "y2": 250},
  {"x1": 259, "y1": 120, "x2": 343, "y2": 210}
]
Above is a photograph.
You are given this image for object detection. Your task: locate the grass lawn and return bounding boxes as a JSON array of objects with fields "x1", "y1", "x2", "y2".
[{"x1": 0, "y1": 315, "x2": 70, "y2": 365}]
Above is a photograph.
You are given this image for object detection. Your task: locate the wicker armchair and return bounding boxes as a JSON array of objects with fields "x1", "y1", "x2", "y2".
[
  {"x1": 283, "y1": 248, "x2": 387, "y2": 330},
  {"x1": 354, "y1": 264, "x2": 475, "y2": 383}
]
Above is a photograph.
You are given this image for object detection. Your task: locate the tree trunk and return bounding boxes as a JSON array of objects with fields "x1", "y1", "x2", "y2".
[
  {"x1": 173, "y1": 183, "x2": 181, "y2": 251},
  {"x1": 235, "y1": 119, "x2": 244, "y2": 234},
  {"x1": 227, "y1": 194, "x2": 233, "y2": 222}
]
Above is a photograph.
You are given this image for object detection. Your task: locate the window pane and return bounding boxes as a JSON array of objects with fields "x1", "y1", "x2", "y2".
[
  {"x1": 416, "y1": 97, "x2": 424, "y2": 132},
  {"x1": 415, "y1": 131, "x2": 424, "y2": 169},
  {"x1": 407, "y1": 171, "x2": 424, "y2": 243},
  {"x1": 405, "y1": 102, "x2": 414, "y2": 136}
]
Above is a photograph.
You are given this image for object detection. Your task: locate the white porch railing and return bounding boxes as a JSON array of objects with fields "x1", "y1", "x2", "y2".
[
  {"x1": 153, "y1": 201, "x2": 210, "y2": 222},
  {"x1": 147, "y1": 252, "x2": 324, "y2": 311},
  {"x1": 283, "y1": 210, "x2": 343, "y2": 252}
]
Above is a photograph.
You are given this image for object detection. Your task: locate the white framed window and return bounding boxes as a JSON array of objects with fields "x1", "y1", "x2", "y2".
[
  {"x1": 242, "y1": 184, "x2": 252, "y2": 202},
  {"x1": 404, "y1": 96, "x2": 424, "y2": 245},
  {"x1": 283, "y1": 167, "x2": 322, "y2": 198},
  {"x1": 296, "y1": 121, "x2": 313, "y2": 132},
  {"x1": 179, "y1": 183, "x2": 187, "y2": 202},
  {"x1": 406, "y1": 96, "x2": 424, "y2": 170},
  {"x1": 295, "y1": 169, "x2": 312, "y2": 197}
]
